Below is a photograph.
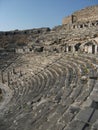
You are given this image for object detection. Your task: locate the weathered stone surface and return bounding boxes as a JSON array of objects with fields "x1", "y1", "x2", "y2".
[
  {"x1": 0, "y1": 4, "x2": 98, "y2": 130},
  {"x1": 64, "y1": 120, "x2": 85, "y2": 130},
  {"x1": 91, "y1": 120, "x2": 98, "y2": 130},
  {"x1": 76, "y1": 108, "x2": 94, "y2": 123},
  {"x1": 62, "y1": 5, "x2": 98, "y2": 24}
]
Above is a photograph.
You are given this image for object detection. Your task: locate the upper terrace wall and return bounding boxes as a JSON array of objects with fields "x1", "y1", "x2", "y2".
[
  {"x1": 62, "y1": 16, "x2": 72, "y2": 25},
  {"x1": 62, "y1": 5, "x2": 98, "y2": 25}
]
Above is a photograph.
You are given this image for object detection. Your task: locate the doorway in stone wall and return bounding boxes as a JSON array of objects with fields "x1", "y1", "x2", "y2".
[
  {"x1": 75, "y1": 43, "x2": 81, "y2": 51},
  {"x1": 92, "y1": 45, "x2": 95, "y2": 54},
  {"x1": 68, "y1": 46, "x2": 71, "y2": 52}
]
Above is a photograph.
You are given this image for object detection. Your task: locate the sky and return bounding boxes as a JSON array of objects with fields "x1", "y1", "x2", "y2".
[{"x1": 0, "y1": 0, "x2": 98, "y2": 31}]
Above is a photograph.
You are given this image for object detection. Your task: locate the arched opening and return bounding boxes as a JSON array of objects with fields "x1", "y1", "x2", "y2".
[
  {"x1": 80, "y1": 24, "x2": 83, "y2": 28},
  {"x1": 84, "y1": 42, "x2": 97, "y2": 54},
  {"x1": 68, "y1": 46, "x2": 71, "y2": 51},
  {"x1": 84, "y1": 24, "x2": 88, "y2": 27},
  {"x1": 72, "y1": 15, "x2": 77, "y2": 23},
  {"x1": 92, "y1": 45, "x2": 95, "y2": 54},
  {"x1": 75, "y1": 43, "x2": 81, "y2": 51},
  {"x1": 73, "y1": 25, "x2": 76, "y2": 29},
  {"x1": 92, "y1": 23, "x2": 95, "y2": 26}
]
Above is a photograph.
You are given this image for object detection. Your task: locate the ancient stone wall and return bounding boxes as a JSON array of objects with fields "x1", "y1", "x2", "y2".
[
  {"x1": 62, "y1": 5, "x2": 98, "y2": 25},
  {"x1": 62, "y1": 16, "x2": 71, "y2": 25}
]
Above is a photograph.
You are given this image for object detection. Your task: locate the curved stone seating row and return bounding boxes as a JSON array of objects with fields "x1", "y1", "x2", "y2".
[
  {"x1": 29, "y1": 65, "x2": 70, "y2": 129},
  {"x1": 2, "y1": 56, "x2": 66, "y2": 129},
  {"x1": 36, "y1": 56, "x2": 84, "y2": 129},
  {"x1": 40, "y1": 53, "x2": 95, "y2": 129},
  {"x1": 1, "y1": 53, "x2": 98, "y2": 130},
  {"x1": 5, "y1": 57, "x2": 65, "y2": 117},
  {"x1": 61, "y1": 54, "x2": 97, "y2": 130},
  {"x1": 9, "y1": 54, "x2": 89, "y2": 127},
  {"x1": 16, "y1": 53, "x2": 84, "y2": 129}
]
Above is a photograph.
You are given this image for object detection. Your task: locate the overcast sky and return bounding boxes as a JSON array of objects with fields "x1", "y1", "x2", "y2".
[{"x1": 0, "y1": 0, "x2": 98, "y2": 31}]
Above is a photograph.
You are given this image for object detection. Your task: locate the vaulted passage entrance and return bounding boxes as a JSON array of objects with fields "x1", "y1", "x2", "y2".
[
  {"x1": 75, "y1": 43, "x2": 81, "y2": 51},
  {"x1": 68, "y1": 46, "x2": 71, "y2": 51},
  {"x1": 92, "y1": 45, "x2": 95, "y2": 54}
]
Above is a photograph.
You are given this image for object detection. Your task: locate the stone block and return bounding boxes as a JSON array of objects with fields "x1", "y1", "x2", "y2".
[{"x1": 76, "y1": 108, "x2": 94, "y2": 123}]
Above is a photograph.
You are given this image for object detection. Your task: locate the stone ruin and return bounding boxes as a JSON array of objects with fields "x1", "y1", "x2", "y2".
[
  {"x1": 62, "y1": 5, "x2": 98, "y2": 25},
  {"x1": 0, "y1": 5, "x2": 98, "y2": 130}
]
